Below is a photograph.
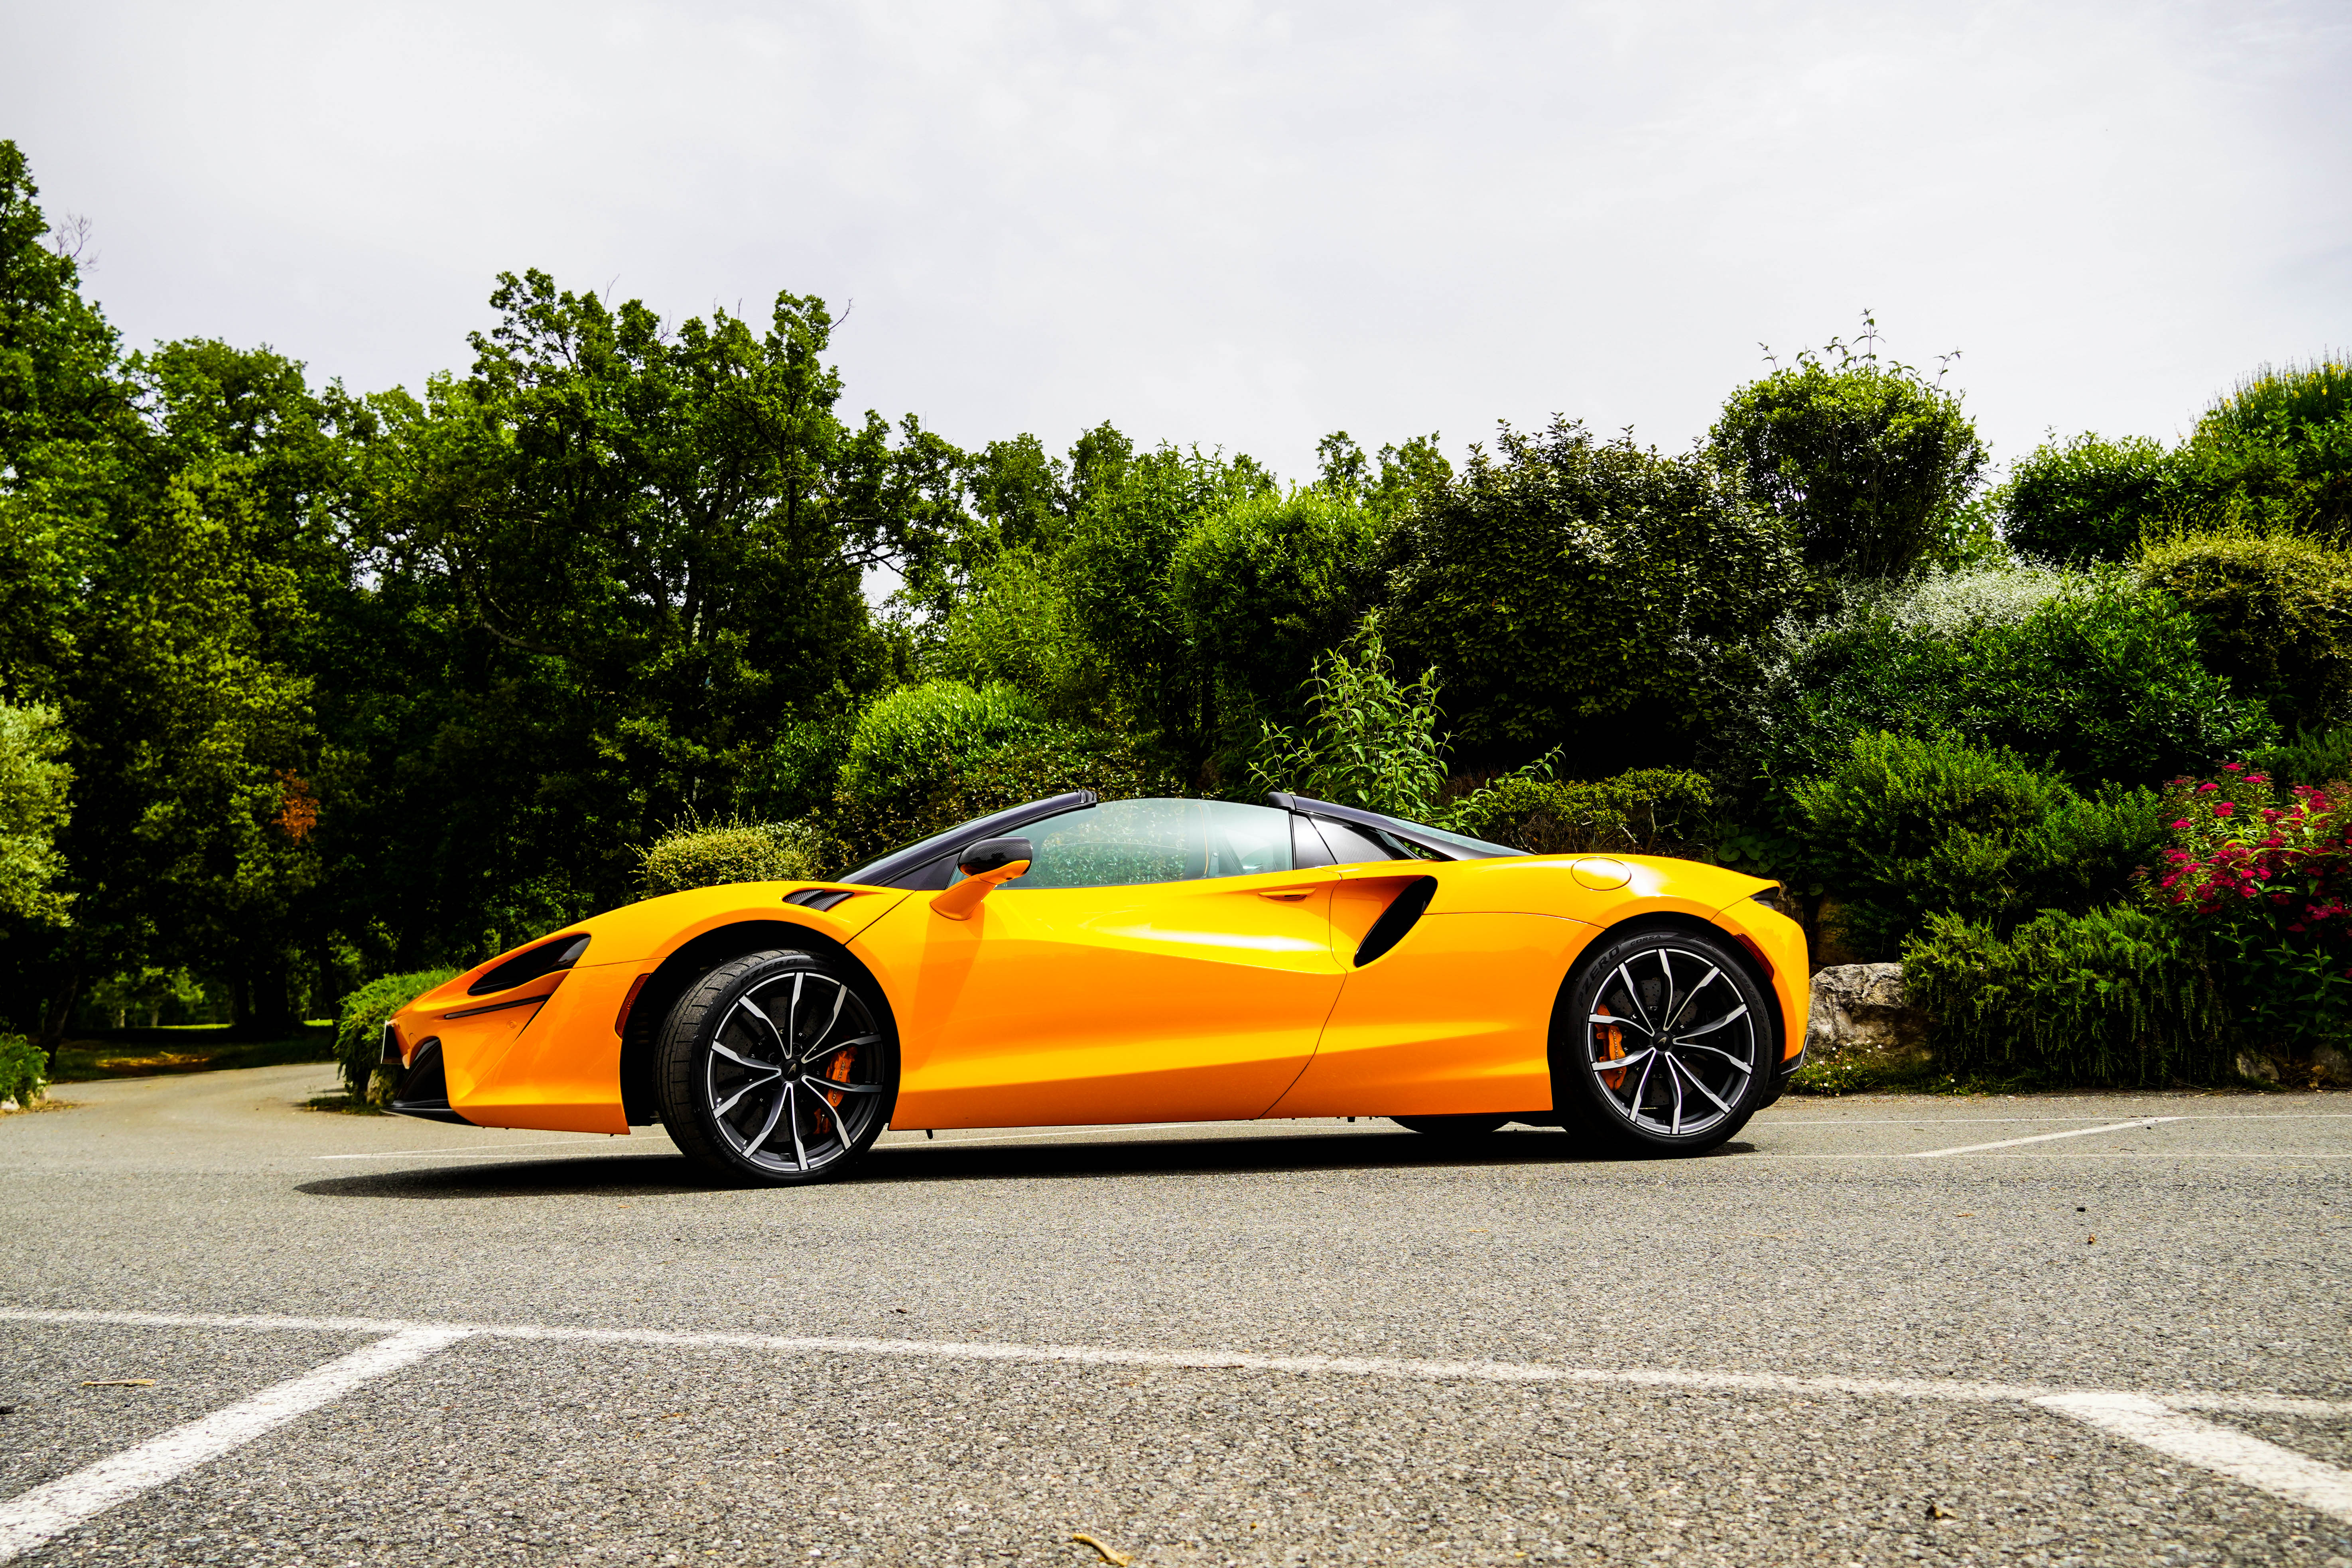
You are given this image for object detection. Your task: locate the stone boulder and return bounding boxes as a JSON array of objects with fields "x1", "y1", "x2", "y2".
[{"x1": 1805, "y1": 962, "x2": 1931, "y2": 1069}]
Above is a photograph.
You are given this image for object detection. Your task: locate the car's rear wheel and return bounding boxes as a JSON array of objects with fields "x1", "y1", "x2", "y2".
[
  {"x1": 1390, "y1": 1113, "x2": 1511, "y2": 1137},
  {"x1": 656, "y1": 949, "x2": 897, "y2": 1185},
  {"x1": 1551, "y1": 924, "x2": 1771, "y2": 1156}
]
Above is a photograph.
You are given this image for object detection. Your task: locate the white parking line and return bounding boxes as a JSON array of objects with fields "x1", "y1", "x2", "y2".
[
  {"x1": 3, "y1": 1308, "x2": 2350, "y2": 1546},
  {"x1": 0, "y1": 1326, "x2": 469, "y2": 1564},
  {"x1": 2039, "y1": 1392, "x2": 2352, "y2": 1525},
  {"x1": 1908, "y1": 1117, "x2": 2183, "y2": 1158}
]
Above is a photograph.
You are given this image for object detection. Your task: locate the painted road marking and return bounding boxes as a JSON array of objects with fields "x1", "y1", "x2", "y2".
[
  {"x1": 2039, "y1": 1392, "x2": 2352, "y2": 1526},
  {"x1": 3, "y1": 1308, "x2": 2350, "y2": 1549},
  {"x1": 0, "y1": 1326, "x2": 469, "y2": 1565},
  {"x1": 1907, "y1": 1117, "x2": 2184, "y2": 1158}
]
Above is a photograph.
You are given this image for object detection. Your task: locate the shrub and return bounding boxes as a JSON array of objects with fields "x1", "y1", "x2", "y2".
[
  {"x1": 2138, "y1": 528, "x2": 2352, "y2": 731},
  {"x1": 1251, "y1": 619, "x2": 1447, "y2": 819},
  {"x1": 2253, "y1": 723, "x2": 2352, "y2": 788},
  {"x1": 1790, "y1": 731, "x2": 2167, "y2": 957},
  {"x1": 1168, "y1": 487, "x2": 1382, "y2": 729},
  {"x1": 2000, "y1": 433, "x2": 2175, "y2": 565},
  {"x1": 1723, "y1": 567, "x2": 2274, "y2": 797},
  {"x1": 637, "y1": 817, "x2": 834, "y2": 898},
  {"x1": 0, "y1": 1032, "x2": 47, "y2": 1107},
  {"x1": 2146, "y1": 766, "x2": 2352, "y2": 1052},
  {"x1": 830, "y1": 729, "x2": 1173, "y2": 867},
  {"x1": 836, "y1": 681, "x2": 1058, "y2": 804},
  {"x1": 1450, "y1": 769, "x2": 1714, "y2": 856},
  {"x1": 1385, "y1": 417, "x2": 1801, "y2": 765},
  {"x1": 1710, "y1": 335, "x2": 1988, "y2": 580},
  {"x1": 1903, "y1": 904, "x2": 2227, "y2": 1086},
  {"x1": 0, "y1": 699, "x2": 72, "y2": 924},
  {"x1": 333, "y1": 969, "x2": 458, "y2": 1100}
]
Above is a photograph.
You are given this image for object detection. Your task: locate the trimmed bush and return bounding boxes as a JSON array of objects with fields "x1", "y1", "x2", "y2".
[
  {"x1": 1903, "y1": 904, "x2": 2228, "y2": 1086},
  {"x1": 1451, "y1": 769, "x2": 1714, "y2": 856},
  {"x1": 0, "y1": 1032, "x2": 47, "y2": 1107},
  {"x1": 837, "y1": 680, "x2": 1057, "y2": 802},
  {"x1": 638, "y1": 817, "x2": 833, "y2": 898},
  {"x1": 831, "y1": 730, "x2": 1173, "y2": 868},
  {"x1": 2139, "y1": 529, "x2": 2352, "y2": 731},
  {"x1": 333, "y1": 969, "x2": 458, "y2": 1100},
  {"x1": 2000, "y1": 433, "x2": 2174, "y2": 565},
  {"x1": 1791, "y1": 731, "x2": 2167, "y2": 958}
]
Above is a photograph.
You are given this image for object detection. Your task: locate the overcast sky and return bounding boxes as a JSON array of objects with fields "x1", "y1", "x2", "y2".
[{"x1": 5, "y1": 0, "x2": 2347, "y2": 482}]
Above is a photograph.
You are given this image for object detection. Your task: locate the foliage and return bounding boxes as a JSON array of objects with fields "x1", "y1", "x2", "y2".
[
  {"x1": 1386, "y1": 417, "x2": 1801, "y2": 766},
  {"x1": 2184, "y1": 355, "x2": 2352, "y2": 538},
  {"x1": 1312, "y1": 431, "x2": 1453, "y2": 523},
  {"x1": 1791, "y1": 731, "x2": 2168, "y2": 958},
  {"x1": 0, "y1": 1030, "x2": 45, "y2": 1105},
  {"x1": 2138, "y1": 527, "x2": 2352, "y2": 731},
  {"x1": 0, "y1": 700, "x2": 71, "y2": 922},
  {"x1": 1447, "y1": 768, "x2": 1714, "y2": 856},
  {"x1": 1722, "y1": 567, "x2": 2274, "y2": 801},
  {"x1": 1903, "y1": 903, "x2": 2227, "y2": 1086},
  {"x1": 332, "y1": 967, "x2": 457, "y2": 1100},
  {"x1": 1251, "y1": 619, "x2": 1447, "y2": 819},
  {"x1": 2252, "y1": 723, "x2": 2352, "y2": 788},
  {"x1": 829, "y1": 729, "x2": 1171, "y2": 867},
  {"x1": 637, "y1": 817, "x2": 834, "y2": 898},
  {"x1": 1710, "y1": 324, "x2": 1988, "y2": 580},
  {"x1": 2146, "y1": 766, "x2": 2352, "y2": 1051},
  {"x1": 1056, "y1": 445, "x2": 1278, "y2": 780},
  {"x1": 835, "y1": 680, "x2": 1058, "y2": 803},
  {"x1": 1168, "y1": 488, "x2": 1383, "y2": 730},
  {"x1": 930, "y1": 547, "x2": 1117, "y2": 728},
  {"x1": 1999, "y1": 433, "x2": 2175, "y2": 565}
]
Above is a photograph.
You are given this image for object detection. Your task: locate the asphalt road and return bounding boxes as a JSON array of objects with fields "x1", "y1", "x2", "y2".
[{"x1": 2, "y1": 1063, "x2": 2349, "y2": 1566}]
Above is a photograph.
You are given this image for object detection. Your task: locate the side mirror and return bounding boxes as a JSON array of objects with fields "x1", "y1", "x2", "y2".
[{"x1": 932, "y1": 837, "x2": 1034, "y2": 920}]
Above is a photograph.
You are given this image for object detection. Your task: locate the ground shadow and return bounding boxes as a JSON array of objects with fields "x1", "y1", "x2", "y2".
[{"x1": 295, "y1": 1129, "x2": 1758, "y2": 1198}]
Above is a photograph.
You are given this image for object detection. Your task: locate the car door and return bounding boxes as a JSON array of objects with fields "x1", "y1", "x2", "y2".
[{"x1": 880, "y1": 798, "x2": 1348, "y2": 1129}]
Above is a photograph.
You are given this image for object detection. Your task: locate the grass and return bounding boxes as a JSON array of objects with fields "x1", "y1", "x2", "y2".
[{"x1": 49, "y1": 1028, "x2": 336, "y2": 1083}]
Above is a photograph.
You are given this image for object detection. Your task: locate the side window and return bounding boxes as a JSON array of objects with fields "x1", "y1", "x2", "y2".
[
  {"x1": 1010, "y1": 799, "x2": 1294, "y2": 889},
  {"x1": 1307, "y1": 818, "x2": 1424, "y2": 866}
]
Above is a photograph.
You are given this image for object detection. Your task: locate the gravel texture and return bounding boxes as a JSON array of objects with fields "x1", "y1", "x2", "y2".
[{"x1": 2, "y1": 1065, "x2": 2349, "y2": 1565}]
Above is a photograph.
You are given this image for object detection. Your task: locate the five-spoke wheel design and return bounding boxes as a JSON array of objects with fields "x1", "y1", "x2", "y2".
[
  {"x1": 1554, "y1": 926, "x2": 1771, "y2": 1154},
  {"x1": 657, "y1": 949, "x2": 897, "y2": 1184}
]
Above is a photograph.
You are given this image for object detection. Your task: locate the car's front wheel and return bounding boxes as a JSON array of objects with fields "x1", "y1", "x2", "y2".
[
  {"x1": 1551, "y1": 924, "x2": 1773, "y2": 1156},
  {"x1": 656, "y1": 949, "x2": 897, "y2": 1184}
]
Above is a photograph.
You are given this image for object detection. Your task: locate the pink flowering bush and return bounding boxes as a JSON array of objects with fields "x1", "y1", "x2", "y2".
[{"x1": 2145, "y1": 763, "x2": 2352, "y2": 1047}]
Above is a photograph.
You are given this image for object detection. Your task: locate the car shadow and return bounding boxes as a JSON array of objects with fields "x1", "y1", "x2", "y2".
[{"x1": 296, "y1": 1130, "x2": 1759, "y2": 1199}]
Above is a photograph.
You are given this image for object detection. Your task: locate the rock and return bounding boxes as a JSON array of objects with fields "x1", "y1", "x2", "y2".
[{"x1": 1804, "y1": 962, "x2": 1931, "y2": 1069}]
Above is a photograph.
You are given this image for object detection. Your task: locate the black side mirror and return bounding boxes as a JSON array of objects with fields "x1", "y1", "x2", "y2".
[{"x1": 957, "y1": 837, "x2": 1034, "y2": 878}]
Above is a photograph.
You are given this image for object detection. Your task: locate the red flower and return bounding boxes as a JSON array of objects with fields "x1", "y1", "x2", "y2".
[
  {"x1": 2223, "y1": 762, "x2": 2245, "y2": 772},
  {"x1": 2213, "y1": 802, "x2": 2235, "y2": 817}
]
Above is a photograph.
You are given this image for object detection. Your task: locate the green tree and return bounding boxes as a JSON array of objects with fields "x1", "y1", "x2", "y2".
[
  {"x1": 1168, "y1": 487, "x2": 1381, "y2": 732},
  {"x1": 333, "y1": 271, "x2": 906, "y2": 961},
  {"x1": 1711, "y1": 323, "x2": 1988, "y2": 579},
  {"x1": 0, "y1": 701, "x2": 71, "y2": 924},
  {"x1": 1385, "y1": 417, "x2": 1800, "y2": 768}
]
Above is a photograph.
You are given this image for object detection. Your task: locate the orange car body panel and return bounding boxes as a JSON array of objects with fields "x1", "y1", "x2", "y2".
[{"x1": 387, "y1": 850, "x2": 1809, "y2": 1135}]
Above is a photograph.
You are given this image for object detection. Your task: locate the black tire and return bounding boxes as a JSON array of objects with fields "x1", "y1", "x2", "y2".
[
  {"x1": 1550, "y1": 924, "x2": 1773, "y2": 1156},
  {"x1": 1390, "y1": 1113, "x2": 1511, "y2": 1137},
  {"x1": 656, "y1": 948, "x2": 898, "y2": 1185}
]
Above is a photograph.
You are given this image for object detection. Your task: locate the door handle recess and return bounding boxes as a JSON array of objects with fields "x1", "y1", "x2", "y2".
[{"x1": 1257, "y1": 889, "x2": 1315, "y2": 902}]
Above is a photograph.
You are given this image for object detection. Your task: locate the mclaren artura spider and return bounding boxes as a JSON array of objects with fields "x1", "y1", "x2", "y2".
[{"x1": 380, "y1": 791, "x2": 1810, "y2": 1182}]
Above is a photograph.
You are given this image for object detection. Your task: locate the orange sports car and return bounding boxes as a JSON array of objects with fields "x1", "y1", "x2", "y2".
[{"x1": 379, "y1": 791, "x2": 1810, "y2": 1182}]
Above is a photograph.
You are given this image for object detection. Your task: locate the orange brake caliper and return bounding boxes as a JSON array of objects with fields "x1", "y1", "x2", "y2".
[
  {"x1": 812, "y1": 1048, "x2": 856, "y2": 1137},
  {"x1": 1596, "y1": 1005, "x2": 1627, "y2": 1090}
]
